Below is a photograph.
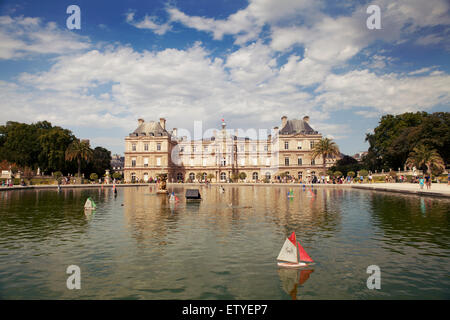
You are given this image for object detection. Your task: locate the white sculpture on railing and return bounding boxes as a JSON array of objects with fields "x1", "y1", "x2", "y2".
[{"x1": 105, "y1": 169, "x2": 111, "y2": 184}]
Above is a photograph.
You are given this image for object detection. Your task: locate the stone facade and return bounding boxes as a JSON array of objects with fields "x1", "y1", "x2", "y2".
[{"x1": 124, "y1": 116, "x2": 340, "y2": 183}]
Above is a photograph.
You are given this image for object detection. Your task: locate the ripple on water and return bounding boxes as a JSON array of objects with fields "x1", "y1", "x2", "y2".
[{"x1": 0, "y1": 186, "x2": 449, "y2": 299}]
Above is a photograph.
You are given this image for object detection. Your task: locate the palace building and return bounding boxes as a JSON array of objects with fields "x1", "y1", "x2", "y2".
[{"x1": 123, "y1": 116, "x2": 340, "y2": 183}]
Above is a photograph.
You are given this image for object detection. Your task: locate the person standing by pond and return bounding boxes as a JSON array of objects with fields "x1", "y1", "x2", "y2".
[
  {"x1": 425, "y1": 175, "x2": 431, "y2": 190},
  {"x1": 419, "y1": 176, "x2": 425, "y2": 190}
]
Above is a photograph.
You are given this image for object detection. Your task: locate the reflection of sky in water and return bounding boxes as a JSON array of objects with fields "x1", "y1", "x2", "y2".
[{"x1": 0, "y1": 186, "x2": 449, "y2": 299}]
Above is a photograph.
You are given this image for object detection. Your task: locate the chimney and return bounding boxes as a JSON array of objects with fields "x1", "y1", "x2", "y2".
[
  {"x1": 303, "y1": 116, "x2": 310, "y2": 123},
  {"x1": 138, "y1": 118, "x2": 144, "y2": 125},
  {"x1": 172, "y1": 128, "x2": 177, "y2": 137},
  {"x1": 281, "y1": 116, "x2": 287, "y2": 128},
  {"x1": 159, "y1": 118, "x2": 166, "y2": 129}
]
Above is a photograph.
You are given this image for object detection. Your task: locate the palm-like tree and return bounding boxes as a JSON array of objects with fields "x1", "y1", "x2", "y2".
[
  {"x1": 405, "y1": 145, "x2": 445, "y2": 176},
  {"x1": 65, "y1": 139, "x2": 93, "y2": 177},
  {"x1": 311, "y1": 138, "x2": 340, "y2": 176}
]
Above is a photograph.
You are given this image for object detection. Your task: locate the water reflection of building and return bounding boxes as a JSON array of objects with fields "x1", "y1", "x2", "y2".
[
  {"x1": 124, "y1": 116, "x2": 340, "y2": 183},
  {"x1": 267, "y1": 186, "x2": 345, "y2": 236},
  {"x1": 121, "y1": 185, "x2": 346, "y2": 253},
  {"x1": 122, "y1": 187, "x2": 182, "y2": 246}
]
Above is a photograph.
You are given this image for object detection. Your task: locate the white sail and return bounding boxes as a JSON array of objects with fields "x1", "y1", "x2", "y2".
[
  {"x1": 277, "y1": 238, "x2": 298, "y2": 263},
  {"x1": 84, "y1": 198, "x2": 96, "y2": 209},
  {"x1": 84, "y1": 199, "x2": 92, "y2": 209}
]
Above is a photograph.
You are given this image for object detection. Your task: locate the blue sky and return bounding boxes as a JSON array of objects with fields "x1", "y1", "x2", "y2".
[{"x1": 0, "y1": 0, "x2": 449, "y2": 156}]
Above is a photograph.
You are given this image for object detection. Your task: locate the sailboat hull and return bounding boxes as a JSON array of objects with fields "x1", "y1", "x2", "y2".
[{"x1": 277, "y1": 262, "x2": 308, "y2": 268}]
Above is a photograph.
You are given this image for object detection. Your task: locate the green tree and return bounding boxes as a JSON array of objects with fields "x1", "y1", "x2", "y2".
[
  {"x1": 330, "y1": 155, "x2": 363, "y2": 176},
  {"x1": 112, "y1": 172, "x2": 122, "y2": 180},
  {"x1": 333, "y1": 171, "x2": 343, "y2": 177},
  {"x1": 53, "y1": 171, "x2": 63, "y2": 182},
  {"x1": 239, "y1": 172, "x2": 247, "y2": 181},
  {"x1": 347, "y1": 171, "x2": 355, "y2": 178},
  {"x1": 405, "y1": 145, "x2": 445, "y2": 176},
  {"x1": 65, "y1": 139, "x2": 93, "y2": 178},
  {"x1": 90, "y1": 173, "x2": 98, "y2": 181},
  {"x1": 359, "y1": 169, "x2": 369, "y2": 177},
  {"x1": 195, "y1": 172, "x2": 203, "y2": 182},
  {"x1": 0, "y1": 121, "x2": 41, "y2": 168},
  {"x1": 311, "y1": 138, "x2": 340, "y2": 176},
  {"x1": 87, "y1": 147, "x2": 112, "y2": 176},
  {"x1": 365, "y1": 112, "x2": 449, "y2": 171},
  {"x1": 38, "y1": 126, "x2": 75, "y2": 173}
]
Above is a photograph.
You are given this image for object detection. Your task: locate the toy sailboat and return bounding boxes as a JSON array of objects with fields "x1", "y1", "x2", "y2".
[
  {"x1": 84, "y1": 197, "x2": 97, "y2": 210},
  {"x1": 277, "y1": 232, "x2": 314, "y2": 268},
  {"x1": 169, "y1": 192, "x2": 179, "y2": 202}
]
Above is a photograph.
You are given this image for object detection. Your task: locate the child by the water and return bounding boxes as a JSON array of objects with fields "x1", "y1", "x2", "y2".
[{"x1": 419, "y1": 177, "x2": 425, "y2": 189}]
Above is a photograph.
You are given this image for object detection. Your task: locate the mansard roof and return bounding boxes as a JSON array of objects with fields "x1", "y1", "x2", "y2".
[
  {"x1": 279, "y1": 119, "x2": 318, "y2": 135},
  {"x1": 129, "y1": 121, "x2": 169, "y2": 137}
]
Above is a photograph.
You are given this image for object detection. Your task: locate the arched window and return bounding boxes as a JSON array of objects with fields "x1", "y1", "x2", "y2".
[
  {"x1": 176, "y1": 173, "x2": 183, "y2": 181},
  {"x1": 202, "y1": 172, "x2": 207, "y2": 181},
  {"x1": 189, "y1": 172, "x2": 195, "y2": 181},
  {"x1": 265, "y1": 172, "x2": 271, "y2": 180},
  {"x1": 253, "y1": 172, "x2": 258, "y2": 181},
  {"x1": 220, "y1": 172, "x2": 226, "y2": 181},
  {"x1": 143, "y1": 173, "x2": 149, "y2": 182},
  {"x1": 298, "y1": 172, "x2": 303, "y2": 180},
  {"x1": 131, "y1": 173, "x2": 136, "y2": 183}
]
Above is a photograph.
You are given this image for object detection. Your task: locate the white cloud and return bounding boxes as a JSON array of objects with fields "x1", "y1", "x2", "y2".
[
  {"x1": 167, "y1": 0, "x2": 319, "y2": 45},
  {"x1": 225, "y1": 41, "x2": 277, "y2": 85},
  {"x1": 415, "y1": 34, "x2": 446, "y2": 46},
  {"x1": 126, "y1": 12, "x2": 171, "y2": 35},
  {"x1": 315, "y1": 70, "x2": 450, "y2": 114},
  {"x1": 0, "y1": 15, "x2": 90, "y2": 59},
  {"x1": 1, "y1": 1, "x2": 449, "y2": 154},
  {"x1": 408, "y1": 67, "x2": 435, "y2": 76}
]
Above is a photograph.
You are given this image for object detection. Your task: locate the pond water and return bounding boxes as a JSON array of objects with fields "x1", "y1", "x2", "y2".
[{"x1": 0, "y1": 185, "x2": 449, "y2": 299}]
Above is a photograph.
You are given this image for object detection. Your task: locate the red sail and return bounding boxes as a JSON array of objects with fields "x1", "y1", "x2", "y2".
[
  {"x1": 297, "y1": 241, "x2": 314, "y2": 262},
  {"x1": 288, "y1": 232, "x2": 297, "y2": 245}
]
